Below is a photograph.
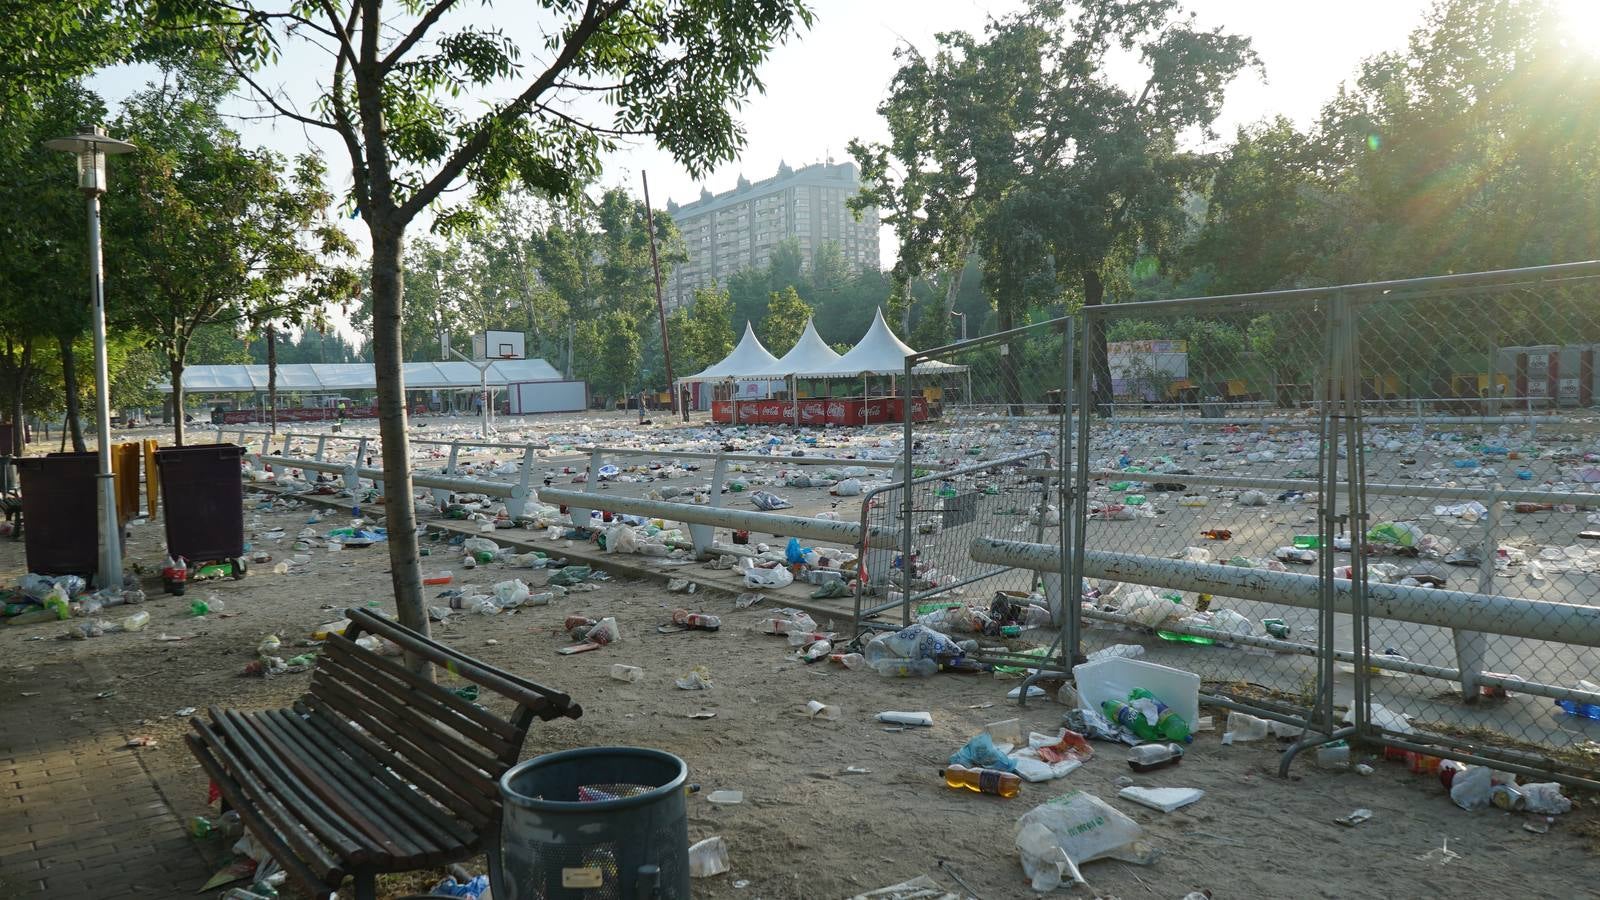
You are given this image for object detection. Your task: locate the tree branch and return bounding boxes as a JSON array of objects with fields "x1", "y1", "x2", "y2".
[
  {"x1": 222, "y1": 45, "x2": 341, "y2": 134},
  {"x1": 381, "y1": 0, "x2": 459, "y2": 72},
  {"x1": 398, "y1": 0, "x2": 630, "y2": 222},
  {"x1": 315, "y1": 0, "x2": 359, "y2": 69}
]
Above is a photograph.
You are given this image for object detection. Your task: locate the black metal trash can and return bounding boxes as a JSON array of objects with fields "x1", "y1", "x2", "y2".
[
  {"x1": 153, "y1": 444, "x2": 246, "y2": 576},
  {"x1": 496, "y1": 747, "x2": 690, "y2": 900},
  {"x1": 12, "y1": 453, "x2": 99, "y2": 577}
]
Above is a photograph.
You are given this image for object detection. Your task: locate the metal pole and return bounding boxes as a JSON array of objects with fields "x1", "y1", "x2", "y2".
[
  {"x1": 641, "y1": 172, "x2": 677, "y2": 416},
  {"x1": 86, "y1": 191, "x2": 122, "y2": 590}
]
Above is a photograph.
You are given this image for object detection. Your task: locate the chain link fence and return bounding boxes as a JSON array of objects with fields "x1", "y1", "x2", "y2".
[{"x1": 880, "y1": 261, "x2": 1600, "y2": 786}]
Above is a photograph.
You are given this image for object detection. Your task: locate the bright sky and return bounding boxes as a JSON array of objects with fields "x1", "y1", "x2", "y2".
[{"x1": 89, "y1": 0, "x2": 1439, "y2": 343}]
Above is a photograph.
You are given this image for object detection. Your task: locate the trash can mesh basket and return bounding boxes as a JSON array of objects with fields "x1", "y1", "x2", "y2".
[{"x1": 497, "y1": 747, "x2": 689, "y2": 900}]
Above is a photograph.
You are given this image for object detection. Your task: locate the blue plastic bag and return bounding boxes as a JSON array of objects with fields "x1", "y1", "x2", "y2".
[
  {"x1": 431, "y1": 874, "x2": 490, "y2": 898},
  {"x1": 949, "y1": 732, "x2": 1017, "y2": 772},
  {"x1": 786, "y1": 537, "x2": 813, "y2": 565}
]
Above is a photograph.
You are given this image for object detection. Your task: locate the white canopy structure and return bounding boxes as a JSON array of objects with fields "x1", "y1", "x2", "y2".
[
  {"x1": 679, "y1": 322, "x2": 780, "y2": 382},
  {"x1": 755, "y1": 318, "x2": 840, "y2": 377},
  {"x1": 158, "y1": 359, "x2": 564, "y2": 393},
  {"x1": 801, "y1": 307, "x2": 964, "y2": 378}
]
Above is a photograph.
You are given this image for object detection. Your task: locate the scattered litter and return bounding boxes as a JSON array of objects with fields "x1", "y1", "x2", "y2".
[
  {"x1": 806, "y1": 700, "x2": 841, "y2": 720},
  {"x1": 687, "y1": 710, "x2": 718, "y2": 720},
  {"x1": 675, "y1": 667, "x2": 714, "y2": 690},
  {"x1": 706, "y1": 790, "x2": 744, "y2": 805},
  {"x1": 1334, "y1": 808, "x2": 1373, "y2": 827},
  {"x1": 1119, "y1": 785, "x2": 1204, "y2": 813},
  {"x1": 876, "y1": 711, "x2": 933, "y2": 727},
  {"x1": 688, "y1": 836, "x2": 730, "y2": 877},
  {"x1": 1416, "y1": 837, "x2": 1462, "y2": 864}
]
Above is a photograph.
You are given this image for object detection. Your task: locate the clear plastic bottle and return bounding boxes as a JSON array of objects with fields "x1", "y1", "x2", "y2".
[
  {"x1": 871, "y1": 657, "x2": 938, "y2": 677},
  {"x1": 1127, "y1": 742, "x2": 1184, "y2": 772}
]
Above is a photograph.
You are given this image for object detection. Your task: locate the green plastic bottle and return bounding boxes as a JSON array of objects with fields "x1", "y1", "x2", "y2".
[
  {"x1": 1101, "y1": 699, "x2": 1162, "y2": 741},
  {"x1": 1129, "y1": 688, "x2": 1191, "y2": 743}
]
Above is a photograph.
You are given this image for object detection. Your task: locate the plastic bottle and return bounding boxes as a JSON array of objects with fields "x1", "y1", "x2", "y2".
[
  {"x1": 1102, "y1": 699, "x2": 1162, "y2": 741},
  {"x1": 872, "y1": 657, "x2": 938, "y2": 677},
  {"x1": 939, "y1": 764, "x2": 1021, "y2": 798},
  {"x1": 1554, "y1": 698, "x2": 1600, "y2": 720},
  {"x1": 1127, "y1": 742, "x2": 1184, "y2": 772},
  {"x1": 121, "y1": 611, "x2": 151, "y2": 633},
  {"x1": 609, "y1": 664, "x2": 644, "y2": 683},
  {"x1": 830, "y1": 652, "x2": 866, "y2": 669},
  {"x1": 1130, "y1": 689, "x2": 1191, "y2": 743},
  {"x1": 671, "y1": 609, "x2": 722, "y2": 632},
  {"x1": 801, "y1": 640, "x2": 832, "y2": 662}
]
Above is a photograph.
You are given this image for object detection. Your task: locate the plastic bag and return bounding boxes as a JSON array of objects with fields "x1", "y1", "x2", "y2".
[
  {"x1": 462, "y1": 537, "x2": 500, "y2": 555},
  {"x1": 549, "y1": 566, "x2": 592, "y2": 587},
  {"x1": 867, "y1": 623, "x2": 962, "y2": 661},
  {"x1": 1014, "y1": 791, "x2": 1154, "y2": 874},
  {"x1": 749, "y1": 490, "x2": 791, "y2": 510},
  {"x1": 1115, "y1": 587, "x2": 1180, "y2": 628},
  {"x1": 493, "y1": 579, "x2": 530, "y2": 607},
  {"x1": 1016, "y1": 821, "x2": 1081, "y2": 891},
  {"x1": 785, "y1": 538, "x2": 812, "y2": 565},
  {"x1": 1449, "y1": 765, "x2": 1495, "y2": 810},
  {"x1": 832, "y1": 478, "x2": 863, "y2": 497},
  {"x1": 949, "y1": 733, "x2": 1017, "y2": 772},
  {"x1": 605, "y1": 525, "x2": 639, "y2": 555},
  {"x1": 1522, "y1": 782, "x2": 1572, "y2": 815},
  {"x1": 743, "y1": 565, "x2": 794, "y2": 589}
]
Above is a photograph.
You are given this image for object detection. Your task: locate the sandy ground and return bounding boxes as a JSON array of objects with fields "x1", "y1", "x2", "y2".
[{"x1": 4, "y1": 452, "x2": 1599, "y2": 898}]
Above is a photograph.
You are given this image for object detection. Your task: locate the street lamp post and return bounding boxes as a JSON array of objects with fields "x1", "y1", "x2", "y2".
[
  {"x1": 950, "y1": 310, "x2": 968, "y2": 342},
  {"x1": 46, "y1": 126, "x2": 135, "y2": 591}
]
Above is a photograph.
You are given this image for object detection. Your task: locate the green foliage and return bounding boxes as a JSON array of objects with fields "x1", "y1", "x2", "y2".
[
  {"x1": 106, "y1": 62, "x2": 358, "y2": 442},
  {"x1": 758, "y1": 286, "x2": 812, "y2": 355},
  {"x1": 576, "y1": 310, "x2": 642, "y2": 402}
]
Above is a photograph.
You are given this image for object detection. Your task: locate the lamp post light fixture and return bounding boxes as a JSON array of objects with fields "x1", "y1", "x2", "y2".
[{"x1": 45, "y1": 126, "x2": 136, "y2": 591}]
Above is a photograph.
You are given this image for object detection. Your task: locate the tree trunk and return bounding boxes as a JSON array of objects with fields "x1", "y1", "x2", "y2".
[
  {"x1": 901, "y1": 280, "x2": 913, "y2": 334},
  {"x1": 994, "y1": 289, "x2": 1022, "y2": 417},
  {"x1": 942, "y1": 264, "x2": 965, "y2": 319},
  {"x1": 1084, "y1": 268, "x2": 1112, "y2": 415},
  {"x1": 369, "y1": 219, "x2": 429, "y2": 652},
  {"x1": 266, "y1": 323, "x2": 278, "y2": 434},
  {"x1": 170, "y1": 359, "x2": 186, "y2": 446},
  {"x1": 58, "y1": 334, "x2": 86, "y2": 452},
  {"x1": 565, "y1": 319, "x2": 575, "y2": 379}
]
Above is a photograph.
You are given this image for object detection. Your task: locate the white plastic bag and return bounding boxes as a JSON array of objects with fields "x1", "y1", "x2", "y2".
[
  {"x1": 493, "y1": 579, "x2": 530, "y2": 607},
  {"x1": 833, "y1": 478, "x2": 863, "y2": 497},
  {"x1": 1016, "y1": 821, "x2": 1081, "y2": 891},
  {"x1": 1449, "y1": 765, "x2": 1494, "y2": 810},
  {"x1": 743, "y1": 565, "x2": 794, "y2": 589},
  {"x1": 1116, "y1": 587, "x2": 1179, "y2": 628},
  {"x1": 1014, "y1": 791, "x2": 1154, "y2": 877},
  {"x1": 1522, "y1": 782, "x2": 1572, "y2": 815},
  {"x1": 605, "y1": 525, "x2": 639, "y2": 555},
  {"x1": 462, "y1": 537, "x2": 500, "y2": 555}
]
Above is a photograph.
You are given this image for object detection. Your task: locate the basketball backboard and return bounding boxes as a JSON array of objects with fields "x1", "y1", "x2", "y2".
[{"x1": 472, "y1": 330, "x2": 525, "y2": 360}]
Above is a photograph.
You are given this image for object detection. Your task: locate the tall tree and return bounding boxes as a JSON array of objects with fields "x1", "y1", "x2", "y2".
[
  {"x1": 759, "y1": 286, "x2": 812, "y2": 355},
  {"x1": 153, "y1": 0, "x2": 814, "y2": 644},
  {"x1": 0, "y1": 79, "x2": 105, "y2": 454},
  {"x1": 860, "y1": 0, "x2": 1258, "y2": 409},
  {"x1": 109, "y1": 64, "x2": 356, "y2": 445}
]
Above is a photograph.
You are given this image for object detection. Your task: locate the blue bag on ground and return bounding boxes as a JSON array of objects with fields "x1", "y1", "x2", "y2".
[
  {"x1": 786, "y1": 537, "x2": 812, "y2": 565},
  {"x1": 949, "y1": 732, "x2": 1018, "y2": 772}
]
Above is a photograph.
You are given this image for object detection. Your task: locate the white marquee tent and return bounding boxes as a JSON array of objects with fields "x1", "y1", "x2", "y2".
[
  {"x1": 679, "y1": 322, "x2": 780, "y2": 382},
  {"x1": 801, "y1": 307, "x2": 963, "y2": 378},
  {"x1": 159, "y1": 359, "x2": 565, "y2": 393}
]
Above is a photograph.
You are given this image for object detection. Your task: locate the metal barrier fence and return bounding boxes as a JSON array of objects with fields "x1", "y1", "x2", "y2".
[{"x1": 902, "y1": 260, "x2": 1600, "y2": 787}]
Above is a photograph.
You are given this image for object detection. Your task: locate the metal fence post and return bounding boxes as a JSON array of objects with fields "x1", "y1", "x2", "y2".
[
  {"x1": 692, "y1": 455, "x2": 729, "y2": 559},
  {"x1": 516, "y1": 446, "x2": 535, "y2": 507},
  {"x1": 568, "y1": 448, "x2": 603, "y2": 529},
  {"x1": 314, "y1": 435, "x2": 328, "y2": 462},
  {"x1": 1455, "y1": 485, "x2": 1499, "y2": 700},
  {"x1": 1059, "y1": 317, "x2": 1079, "y2": 665},
  {"x1": 901, "y1": 352, "x2": 916, "y2": 626}
]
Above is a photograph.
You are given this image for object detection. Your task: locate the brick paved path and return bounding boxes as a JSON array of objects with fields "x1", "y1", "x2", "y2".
[{"x1": 0, "y1": 659, "x2": 212, "y2": 898}]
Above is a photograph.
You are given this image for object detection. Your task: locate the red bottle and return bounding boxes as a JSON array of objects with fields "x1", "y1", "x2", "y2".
[{"x1": 672, "y1": 609, "x2": 722, "y2": 631}]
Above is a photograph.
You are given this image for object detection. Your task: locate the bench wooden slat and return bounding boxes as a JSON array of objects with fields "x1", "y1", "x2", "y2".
[
  {"x1": 189, "y1": 717, "x2": 345, "y2": 880},
  {"x1": 314, "y1": 652, "x2": 506, "y2": 776},
  {"x1": 288, "y1": 700, "x2": 474, "y2": 850},
  {"x1": 309, "y1": 675, "x2": 498, "y2": 824},
  {"x1": 297, "y1": 694, "x2": 492, "y2": 832},
  {"x1": 246, "y1": 709, "x2": 436, "y2": 864},
  {"x1": 321, "y1": 635, "x2": 519, "y2": 748},
  {"x1": 184, "y1": 733, "x2": 338, "y2": 900},
  {"x1": 188, "y1": 607, "x2": 580, "y2": 899},
  {"x1": 210, "y1": 708, "x2": 372, "y2": 865}
]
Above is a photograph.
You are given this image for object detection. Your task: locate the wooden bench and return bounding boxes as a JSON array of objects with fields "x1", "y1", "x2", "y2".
[{"x1": 186, "y1": 606, "x2": 582, "y2": 900}]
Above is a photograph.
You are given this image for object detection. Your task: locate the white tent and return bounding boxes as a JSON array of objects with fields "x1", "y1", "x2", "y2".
[
  {"x1": 744, "y1": 318, "x2": 843, "y2": 424},
  {"x1": 678, "y1": 322, "x2": 781, "y2": 381},
  {"x1": 801, "y1": 307, "x2": 963, "y2": 378},
  {"x1": 158, "y1": 359, "x2": 565, "y2": 393}
]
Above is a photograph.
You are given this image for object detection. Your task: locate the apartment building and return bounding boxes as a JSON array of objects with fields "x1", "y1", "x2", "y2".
[{"x1": 664, "y1": 161, "x2": 880, "y2": 308}]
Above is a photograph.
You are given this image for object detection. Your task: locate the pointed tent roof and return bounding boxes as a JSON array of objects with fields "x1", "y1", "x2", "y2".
[
  {"x1": 748, "y1": 318, "x2": 841, "y2": 378},
  {"x1": 679, "y1": 322, "x2": 781, "y2": 382},
  {"x1": 802, "y1": 308, "x2": 963, "y2": 378}
]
